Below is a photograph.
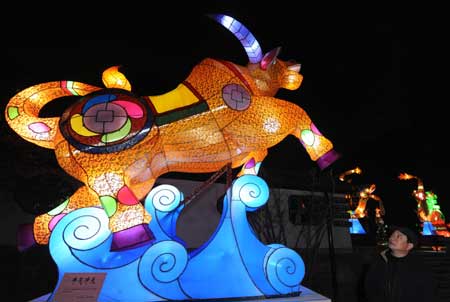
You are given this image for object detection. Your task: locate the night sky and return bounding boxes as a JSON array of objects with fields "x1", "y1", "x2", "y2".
[{"x1": 1, "y1": 3, "x2": 447, "y2": 229}]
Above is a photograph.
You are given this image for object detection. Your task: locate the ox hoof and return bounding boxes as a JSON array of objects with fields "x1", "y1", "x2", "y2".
[
  {"x1": 17, "y1": 223, "x2": 37, "y2": 252},
  {"x1": 317, "y1": 149, "x2": 341, "y2": 170},
  {"x1": 111, "y1": 224, "x2": 155, "y2": 251}
]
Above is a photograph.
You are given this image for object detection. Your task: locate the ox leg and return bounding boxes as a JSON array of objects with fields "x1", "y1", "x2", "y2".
[
  {"x1": 17, "y1": 186, "x2": 101, "y2": 251},
  {"x1": 236, "y1": 150, "x2": 268, "y2": 177},
  {"x1": 105, "y1": 185, "x2": 155, "y2": 251}
]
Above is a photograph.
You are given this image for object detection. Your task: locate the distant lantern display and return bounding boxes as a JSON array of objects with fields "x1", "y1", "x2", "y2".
[
  {"x1": 399, "y1": 173, "x2": 450, "y2": 237},
  {"x1": 6, "y1": 14, "x2": 339, "y2": 301},
  {"x1": 339, "y1": 167, "x2": 385, "y2": 235}
]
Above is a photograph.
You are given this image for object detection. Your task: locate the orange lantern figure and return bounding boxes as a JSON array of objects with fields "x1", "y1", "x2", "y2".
[
  {"x1": 398, "y1": 172, "x2": 450, "y2": 237},
  {"x1": 351, "y1": 184, "x2": 384, "y2": 219},
  {"x1": 6, "y1": 14, "x2": 339, "y2": 251},
  {"x1": 339, "y1": 167, "x2": 384, "y2": 219}
]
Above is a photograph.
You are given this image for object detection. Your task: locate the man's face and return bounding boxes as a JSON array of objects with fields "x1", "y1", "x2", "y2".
[{"x1": 388, "y1": 230, "x2": 413, "y2": 253}]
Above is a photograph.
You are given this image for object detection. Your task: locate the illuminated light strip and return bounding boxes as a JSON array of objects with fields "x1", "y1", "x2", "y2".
[
  {"x1": 144, "y1": 81, "x2": 207, "y2": 125},
  {"x1": 155, "y1": 101, "x2": 209, "y2": 126},
  {"x1": 150, "y1": 83, "x2": 200, "y2": 114},
  {"x1": 61, "y1": 80, "x2": 80, "y2": 96},
  {"x1": 218, "y1": 60, "x2": 254, "y2": 94},
  {"x1": 183, "y1": 81, "x2": 204, "y2": 100}
]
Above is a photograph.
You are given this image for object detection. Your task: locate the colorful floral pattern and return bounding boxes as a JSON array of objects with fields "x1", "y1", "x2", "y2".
[{"x1": 60, "y1": 90, "x2": 153, "y2": 154}]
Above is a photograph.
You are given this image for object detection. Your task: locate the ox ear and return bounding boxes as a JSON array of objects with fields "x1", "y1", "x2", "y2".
[{"x1": 260, "y1": 47, "x2": 281, "y2": 70}]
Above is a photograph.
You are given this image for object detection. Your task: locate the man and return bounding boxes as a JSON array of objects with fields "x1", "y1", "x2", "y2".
[{"x1": 363, "y1": 225, "x2": 437, "y2": 302}]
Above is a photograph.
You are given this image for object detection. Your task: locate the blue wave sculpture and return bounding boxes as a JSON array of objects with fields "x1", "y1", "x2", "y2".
[{"x1": 46, "y1": 174, "x2": 305, "y2": 301}]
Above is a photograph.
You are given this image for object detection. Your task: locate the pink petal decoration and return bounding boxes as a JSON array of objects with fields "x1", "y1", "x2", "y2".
[
  {"x1": 49, "y1": 213, "x2": 66, "y2": 231},
  {"x1": 244, "y1": 157, "x2": 256, "y2": 169},
  {"x1": 28, "y1": 122, "x2": 50, "y2": 134},
  {"x1": 117, "y1": 186, "x2": 139, "y2": 206},
  {"x1": 112, "y1": 100, "x2": 144, "y2": 118},
  {"x1": 310, "y1": 122, "x2": 322, "y2": 136}
]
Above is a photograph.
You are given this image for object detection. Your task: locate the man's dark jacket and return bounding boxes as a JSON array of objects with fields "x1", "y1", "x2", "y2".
[{"x1": 363, "y1": 249, "x2": 437, "y2": 302}]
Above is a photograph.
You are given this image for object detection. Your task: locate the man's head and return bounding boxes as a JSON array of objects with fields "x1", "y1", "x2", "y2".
[{"x1": 388, "y1": 225, "x2": 418, "y2": 256}]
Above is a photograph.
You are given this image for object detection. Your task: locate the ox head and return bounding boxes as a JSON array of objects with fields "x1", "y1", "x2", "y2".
[{"x1": 208, "y1": 14, "x2": 303, "y2": 97}]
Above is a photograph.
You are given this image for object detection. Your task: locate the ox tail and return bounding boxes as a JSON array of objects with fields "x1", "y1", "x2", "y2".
[{"x1": 5, "y1": 81, "x2": 102, "y2": 149}]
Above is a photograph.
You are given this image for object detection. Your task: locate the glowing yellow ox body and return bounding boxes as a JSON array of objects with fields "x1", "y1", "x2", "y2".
[{"x1": 6, "y1": 15, "x2": 338, "y2": 250}]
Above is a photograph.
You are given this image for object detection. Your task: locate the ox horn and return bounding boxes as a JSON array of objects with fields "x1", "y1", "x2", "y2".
[{"x1": 208, "y1": 14, "x2": 263, "y2": 64}]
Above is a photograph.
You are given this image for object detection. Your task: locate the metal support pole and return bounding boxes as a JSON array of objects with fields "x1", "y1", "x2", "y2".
[
  {"x1": 325, "y1": 168, "x2": 338, "y2": 302},
  {"x1": 183, "y1": 163, "x2": 232, "y2": 207}
]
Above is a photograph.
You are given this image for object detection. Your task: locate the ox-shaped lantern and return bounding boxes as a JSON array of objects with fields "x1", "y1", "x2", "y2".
[{"x1": 6, "y1": 14, "x2": 339, "y2": 251}]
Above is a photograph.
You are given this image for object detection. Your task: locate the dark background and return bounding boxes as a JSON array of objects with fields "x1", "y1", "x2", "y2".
[{"x1": 1, "y1": 2, "x2": 447, "y2": 231}]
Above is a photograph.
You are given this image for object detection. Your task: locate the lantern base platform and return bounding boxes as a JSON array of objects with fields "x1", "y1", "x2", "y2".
[
  {"x1": 30, "y1": 286, "x2": 331, "y2": 302},
  {"x1": 31, "y1": 176, "x2": 309, "y2": 301}
]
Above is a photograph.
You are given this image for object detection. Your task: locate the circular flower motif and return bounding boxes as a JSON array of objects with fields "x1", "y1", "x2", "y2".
[
  {"x1": 222, "y1": 83, "x2": 251, "y2": 111},
  {"x1": 60, "y1": 89, "x2": 153, "y2": 154},
  {"x1": 83, "y1": 102, "x2": 128, "y2": 134}
]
